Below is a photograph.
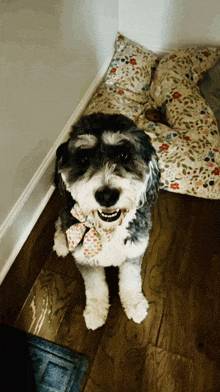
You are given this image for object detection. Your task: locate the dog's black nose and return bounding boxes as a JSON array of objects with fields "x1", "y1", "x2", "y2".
[{"x1": 95, "y1": 187, "x2": 120, "y2": 207}]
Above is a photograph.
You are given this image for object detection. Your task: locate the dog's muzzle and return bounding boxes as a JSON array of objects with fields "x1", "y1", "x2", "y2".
[{"x1": 95, "y1": 186, "x2": 122, "y2": 223}]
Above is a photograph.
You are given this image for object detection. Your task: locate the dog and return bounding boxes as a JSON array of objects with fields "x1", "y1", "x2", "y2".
[{"x1": 53, "y1": 113, "x2": 160, "y2": 330}]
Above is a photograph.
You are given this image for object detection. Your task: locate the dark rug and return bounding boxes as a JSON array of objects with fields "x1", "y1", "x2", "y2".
[{"x1": 0, "y1": 324, "x2": 89, "y2": 392}]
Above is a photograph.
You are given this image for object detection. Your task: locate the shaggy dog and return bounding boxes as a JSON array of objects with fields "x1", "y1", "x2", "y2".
[{"x1": 53, "y1": 113, "x2": 160, "y2": 330}]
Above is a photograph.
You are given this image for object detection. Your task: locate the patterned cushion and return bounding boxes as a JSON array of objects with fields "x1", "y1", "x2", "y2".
[
  {"x1": 105, "y1": 33, "x2": 158, "y2": 98},
  {"x1": 85, "y1": 82, "x2": 150, "y2": 121},
  {"x1": 85, "y1": 33, "x2": 157, "y2": 120},
  {"x1": 147, "y1": 48, "x2": 220, "y2": 199},
  {"x1": 84, "y1": 35, "x2": 220, "y2": 200}
]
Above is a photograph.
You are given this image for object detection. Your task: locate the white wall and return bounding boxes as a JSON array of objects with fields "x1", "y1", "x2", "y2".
[
  {"x1": 119, "y1": 0, "x2": 220, "y2": 53},
  {"x1": 0, "y1": 0, "x2": 118, "y2": 280},
  {"x1": 0, "y1": 0, "x2": 118, "y2": 226}
]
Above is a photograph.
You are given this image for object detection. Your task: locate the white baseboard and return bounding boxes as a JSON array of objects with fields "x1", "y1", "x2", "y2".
[{"x1": 0, "y1": 57, "x2": 111, "y2": 285}]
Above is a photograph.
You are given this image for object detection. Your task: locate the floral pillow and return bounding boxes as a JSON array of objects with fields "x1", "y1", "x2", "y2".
[
  {"x1": 146, "y1": 48, "x2": 220, "y2": 199},
  {"x1": 104, "y1": 32, "x2": 158, "y2": 100},
  {"x1": 85, "y1": 32, "x2": 157, "y2": 120},
  {"x1": 84, "y1": 82, "x2": 147, "y2": 121}
]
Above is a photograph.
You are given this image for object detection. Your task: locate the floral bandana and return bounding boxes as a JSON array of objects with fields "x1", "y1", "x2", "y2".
[{"x1": 66, "y1": 203, "x2": 114, "y2": 259}]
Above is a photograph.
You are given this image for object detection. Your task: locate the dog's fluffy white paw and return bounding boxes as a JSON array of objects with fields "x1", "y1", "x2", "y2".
[
  {"x1": 53, "y1": 233, "x2": 69, "y2": 257},
  {"x1": 83, "y1": 301, "x2": 109, "y2": 330},
  {"x1": 123, "y1": 295, "x2": 149, "y2": 324},
  {"x1": 53, "y1": 241, "x2": 69, "y2": 257},
  {"x1": 53, "y1": 218, "x2": 69, "y2": 257}
]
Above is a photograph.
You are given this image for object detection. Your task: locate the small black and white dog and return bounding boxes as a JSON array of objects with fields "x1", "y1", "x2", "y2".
[{"x1": 53, "y1": 113, "x2": 160, "y2": 330}]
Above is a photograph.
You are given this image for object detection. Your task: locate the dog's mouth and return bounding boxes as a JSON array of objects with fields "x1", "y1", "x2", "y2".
[{"x1": 98, "y1": 208, "x2": 122, "y2": 223}]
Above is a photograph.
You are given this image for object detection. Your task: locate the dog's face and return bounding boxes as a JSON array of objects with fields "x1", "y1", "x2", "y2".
[{"x1": 54, "y1": 113, "x2": 160, "y2": 229}]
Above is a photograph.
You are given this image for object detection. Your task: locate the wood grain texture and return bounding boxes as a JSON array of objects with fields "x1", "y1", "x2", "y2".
[
  {"x1": 84, "y1": 298, "x2": 164, "y2": 392},
  {"x1": 12, "y1": 190, "x2": 220, "y2": 391},
  {"x1": 44, "y1": 248, "x2": 80, "y2": 279},
  {"x1": 143, "y1": 344, "x2": 192, "y2": 392},
  {"x1": 0, "y1": 189, "x2": 65, "y2": 325},
  {"x1": 15, "y1": 269, "x2": 76, "y2": 340}
]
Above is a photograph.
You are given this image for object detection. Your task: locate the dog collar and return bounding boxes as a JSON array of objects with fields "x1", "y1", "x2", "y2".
[{"x1": 66, "y1": 203, "x2": 114, "y2": 259}]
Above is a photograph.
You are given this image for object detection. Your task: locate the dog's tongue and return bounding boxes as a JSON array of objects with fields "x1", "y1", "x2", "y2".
[{"x1": 102, "y1": 209, "x2": 117, "y2": 214}]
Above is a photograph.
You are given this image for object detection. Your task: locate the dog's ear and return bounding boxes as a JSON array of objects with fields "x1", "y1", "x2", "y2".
[
  {"x1": 54, "y1": 142, "x2": 69, "y2": 195},
  {"x1": 146, "y1": 153, "x2": 160, "y2": 205},
  {"x1": 132, "y1": 129, "x2": 160, "y2": 205}
]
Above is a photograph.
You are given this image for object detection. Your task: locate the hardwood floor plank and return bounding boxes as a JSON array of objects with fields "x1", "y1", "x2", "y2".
[
  {"x1": 44, "y1": 249, "x2": 81, "y2": 279},
  {"x1": 0, "y1": 189, "x2": 65, "y2": 325},
  {"x1": 143, "y1": 192, "x2": 220, "y2": 390},
  {"x1": 190, "y1": 351, "x2": 220, "y2": 392},
  {"x1": 142, "y1": 191, "x2": 194, "y2": 305},
  {"x1": 189, "y1": 253, "x2": 220, "y2": 391},
  {"x1": 15, "y1": 269, "x2": 76, "y2": 341},
  {"x1": 84, "y1": 297, "x2": 164, "y2": 392},
  {"x1": 142, "y1": 344, "x2": 192, "y2": 392},
  {"x1": 155, "y1": 198, "x2": 220, "y2": 352}
]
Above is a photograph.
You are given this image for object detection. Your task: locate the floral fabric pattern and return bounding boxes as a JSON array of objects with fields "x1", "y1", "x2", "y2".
[
  {"x1": 85, "y1": 82, "x2": 153, "y2": 121},
  {"x1": 84, "y1": 34, "x2": 220, "y2": 200},
  {"x1": 85, "y1": 32, "x2": 157, "y2": 120},
  {"x1": 148, "y1": 48, "x2": 220, "y2": 198},
  {"x1": 105, "y1": 33, "x2": 158, "y2": 99},
  {"x1": 66, "y1": 203, "x2": 114, "y2": 258}
]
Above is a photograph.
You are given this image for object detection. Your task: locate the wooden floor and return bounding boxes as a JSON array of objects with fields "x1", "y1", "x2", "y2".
[{"x1": 5, "y1": 190, "x2": 220, "y2": 391}]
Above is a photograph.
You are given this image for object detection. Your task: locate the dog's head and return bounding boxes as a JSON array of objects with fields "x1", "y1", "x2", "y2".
[{"x1": 54, "y1": 113, "x2": 160, "y2": 229}]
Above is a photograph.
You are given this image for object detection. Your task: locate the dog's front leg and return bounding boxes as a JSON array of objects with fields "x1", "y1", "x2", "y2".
[
  {"x1": 76, "y1": 264, "x2": 110, "y2": 330},
  {"x1": 53, "y1": 217, "x2": 69, "y2": 257},
  {"x1": 119, "y1": 256, "x2": 148, "y2": 323}
]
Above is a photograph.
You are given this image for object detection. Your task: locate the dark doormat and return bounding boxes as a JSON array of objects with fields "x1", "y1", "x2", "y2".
[{"x1": 0, "y1": 324, "x2": 89, "y2": 392}]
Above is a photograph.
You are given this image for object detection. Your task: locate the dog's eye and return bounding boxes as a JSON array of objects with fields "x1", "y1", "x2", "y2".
[
  {"x1": 77, "y1": 149, "x2": 93, "y2": 164},
  {"x1": 118, "y1": 151, "x2": 130, "y2": 162},
  {"x1": 81, "y1": 155, "x2": 89, "y2": 163}
]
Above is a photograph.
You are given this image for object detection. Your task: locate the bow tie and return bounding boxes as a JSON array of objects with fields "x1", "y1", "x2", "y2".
[{"x1": 66, "y1": 203, "x2": 114, "y2": 259}]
